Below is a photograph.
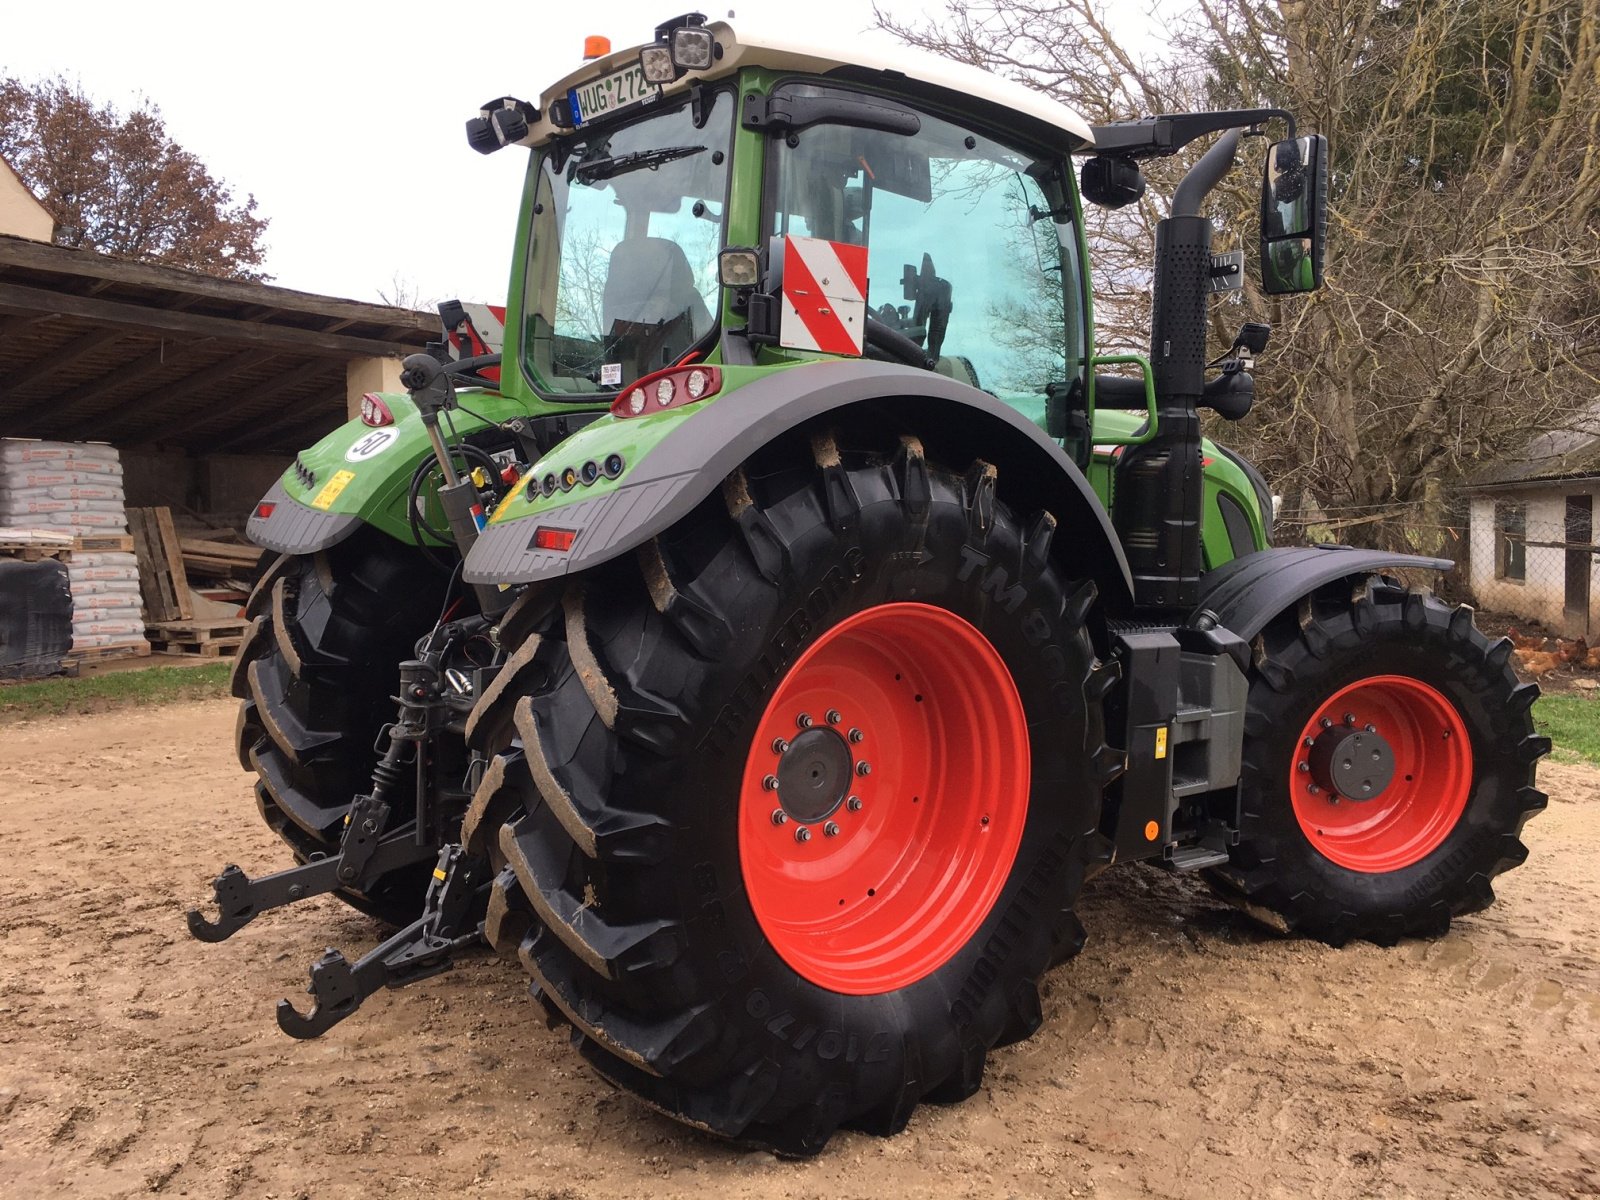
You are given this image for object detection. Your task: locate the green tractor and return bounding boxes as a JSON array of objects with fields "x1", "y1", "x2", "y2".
[{"x1": 192, "y1": 12, "x2": 1548, "y2": 1155}]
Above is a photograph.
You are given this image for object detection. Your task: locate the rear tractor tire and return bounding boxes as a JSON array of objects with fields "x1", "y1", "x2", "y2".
[
  {"x1": 465, "y1": 432, "x2": 1122, "y2": 1155},
  {"x1": 1206, "y1": 579, "x2": 1549, "y2": 945},
  {"x1": 231, "y1": 526, "x2": 454, "y2": 926}
]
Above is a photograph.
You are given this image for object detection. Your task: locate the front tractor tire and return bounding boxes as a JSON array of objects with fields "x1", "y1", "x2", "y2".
[
  {"x1": 231, "y1": 526, "x2": 453, "y2": 925},
  {"x1": 466, "y1": 433, "x2": 1121, "y2": 1155},
  {"x1": 1206, "y1": 579, "x2": 1549, "y2": 945}
]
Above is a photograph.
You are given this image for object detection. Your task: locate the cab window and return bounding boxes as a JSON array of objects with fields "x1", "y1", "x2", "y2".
[{"x1": 765, "y1": 83, "x2": 1084, "y2": 409}]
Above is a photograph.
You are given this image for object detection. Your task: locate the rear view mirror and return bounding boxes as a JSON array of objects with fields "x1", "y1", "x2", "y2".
[{"x1": 1260, "y1": 134, "x2": 1327, "y2": 294}]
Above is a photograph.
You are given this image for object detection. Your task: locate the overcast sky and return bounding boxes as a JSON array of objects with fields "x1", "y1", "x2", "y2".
[{"x1": 2, "y1": 1, "x2": 1159, "y2": 312}]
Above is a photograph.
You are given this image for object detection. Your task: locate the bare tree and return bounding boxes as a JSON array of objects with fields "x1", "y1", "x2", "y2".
[
  {"x1": 0, "y1": 75, "x2": 270, "y2": 280},
  {"x1": 877, "y1": 0, "x2": 1600, "y2": 548}
]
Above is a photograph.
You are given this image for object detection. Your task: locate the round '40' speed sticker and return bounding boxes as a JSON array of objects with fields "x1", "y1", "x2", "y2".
[{"x1": 345, "y1": 428, "x2": 399, "y2": 462}]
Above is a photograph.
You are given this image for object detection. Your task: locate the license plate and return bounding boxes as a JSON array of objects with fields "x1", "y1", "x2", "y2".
[{"x1": 568, "y1": 62, "x2": 652, "y2": 128}]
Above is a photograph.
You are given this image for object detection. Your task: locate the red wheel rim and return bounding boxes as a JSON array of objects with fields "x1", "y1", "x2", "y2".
[
  {"x1": 738, "y1": 602, "x2": 1029, "y2": 994},
  {"x1": 1288, "y1": 675, "x2": 1472, "y2": 873}
]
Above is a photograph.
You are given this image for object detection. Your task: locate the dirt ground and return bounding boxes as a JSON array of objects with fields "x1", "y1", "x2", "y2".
[{"x1": 1, "y1": 700, "x2": 1597, "y2": 1199}]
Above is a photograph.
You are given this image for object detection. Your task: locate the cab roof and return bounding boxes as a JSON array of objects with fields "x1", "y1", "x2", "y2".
[{"x1": 525, "y1": 17, "x2": 1095, "y2": 149}]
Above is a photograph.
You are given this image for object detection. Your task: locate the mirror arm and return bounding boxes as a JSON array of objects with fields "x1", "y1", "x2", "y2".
[{"x1": 1087, "y1": 108, "x2": 1295, "y2": 160}]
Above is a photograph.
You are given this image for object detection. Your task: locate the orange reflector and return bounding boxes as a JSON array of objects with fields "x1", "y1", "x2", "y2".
[
  {"x1": 533, "y1": 526, "x2": 577, "y2": 552},
  {"x1": 1143, "y1": 820, "x2": 1160, "y2": 842},
  {"x1": 255, "y1": 502, "x2": 276, "y2": 519},
  {"x1": 583, "y1": 35, "x2": 611, "y2": 59}
]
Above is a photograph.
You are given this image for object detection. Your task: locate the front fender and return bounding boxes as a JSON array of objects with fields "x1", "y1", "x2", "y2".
[
  {"x1": 1190, "y1": 545, "x2": 1452, "y2": 642},
  {"x1": 463, "y1": 360, "x2": 1135, "y2": 608}
]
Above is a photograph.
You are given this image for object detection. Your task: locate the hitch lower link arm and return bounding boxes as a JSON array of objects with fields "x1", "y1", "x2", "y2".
[
  {"x1": 184, "y1": 792, "x2": 437, "y2": 943},
  {"x1": 275, "y1": 844, "x2": 491, "y2": 1038}
]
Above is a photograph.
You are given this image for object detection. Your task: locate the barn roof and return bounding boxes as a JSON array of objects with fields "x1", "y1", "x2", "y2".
[
  {"x1": 1464, "y1": 399, "x2": 1600, "y2": 490},
  {"x1": 0, "y1": 235, "x2": 436, "y2": 455}
]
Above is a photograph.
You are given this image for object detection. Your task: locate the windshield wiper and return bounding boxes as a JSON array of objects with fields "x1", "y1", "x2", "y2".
[{"x1": 573, "y1": 144, "x2": 706, "y2": 184}]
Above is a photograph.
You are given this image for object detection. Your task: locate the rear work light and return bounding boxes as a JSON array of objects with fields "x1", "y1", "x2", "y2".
[
  {"x1": 255, "y1": 502, "x2": 276, "y2": 520},
  {"x1": 533, "y1": 526, "x2": 578, "y2": 552},
  {"x1": 610, "y1": 364, "x2": 722, "y2": 419},
  {"x1": 359, "y1": 393, "x2": 394, "y2": 427}
]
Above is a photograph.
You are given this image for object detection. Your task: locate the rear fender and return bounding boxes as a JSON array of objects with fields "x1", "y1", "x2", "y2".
[
  {"x1": 1191, "y1": 545, "x2": 1452, "y2": 643},
  {"x1": 246, "y1": 389, "x2": 536, "y2": 555},
  {"x1": 463, "y1": 360, "x2": 1135, "y2": 610}
]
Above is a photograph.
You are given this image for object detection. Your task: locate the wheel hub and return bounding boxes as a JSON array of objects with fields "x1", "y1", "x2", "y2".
[
  {"x1": 1306, "y1": 722, "x2": 1395, "y2": 801},
  {"x1": 775, "y1": 726, "x2": 853, "y2": 824}
]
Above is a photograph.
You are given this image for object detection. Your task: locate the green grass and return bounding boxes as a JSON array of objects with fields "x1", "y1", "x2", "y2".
[
  {"x1": 0, "y1": 661, "x2": 233, "y2": 723},
  {"x1": 1533, "y1": 694, "x2": 1600, "y2": 766}
]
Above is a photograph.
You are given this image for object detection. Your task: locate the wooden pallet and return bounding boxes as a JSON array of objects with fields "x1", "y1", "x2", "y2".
[
  {"x1": 128, "y1": 507, "x2": 192, "y2": 623},
  {"x1": 0, "y1": 541, "x2": 71, "y2": 563},
  {"x1": 65, "y1": 642, "x2": 150, "y2": 665},
  {"x1": 73, "y1": 533, "x2": 135, "y2": 553},
  {"x1": 146, "y1": 618, "x2": 248, "y2": 657}
]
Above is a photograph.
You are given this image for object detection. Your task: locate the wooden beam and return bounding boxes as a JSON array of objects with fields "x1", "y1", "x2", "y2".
[
  {"x1": 35, "y1": 339, "x2": 211, "y2": 433},
  {"x1": 0, "y1": 281, "x2": 428, "y2": 359},
  {"x1": 0, "y1": 236, "x2": 435, "y2": 336},
  {"x1": 2, "y1": 327, "x2": 128, "y2": 395},
  {"x1": 137, "y1": 368, "x2": 322, "y2": 446},
  {"x1": 95, "y1": 350, "x2": 277, "y2": 442},
  {"x1": 209, "y1": 375, "x2": 346, "y2": 452}
]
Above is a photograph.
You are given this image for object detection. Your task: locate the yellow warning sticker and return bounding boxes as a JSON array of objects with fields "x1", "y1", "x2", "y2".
[
  {"x1": 432, "y1": 868, "x2": 448, "y2": 882},
  {"x1": 1154, "y1": 726, "x2": 1169, "y2": 759},
  {"x1": 311, "y1": 469, "x2": 357, "y2": 510}
]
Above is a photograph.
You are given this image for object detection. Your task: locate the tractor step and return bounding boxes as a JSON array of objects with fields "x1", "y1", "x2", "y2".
[
  {"x1": 276, "y1": 844, "x2": 491, "y2": 1038},
  {"x1": 1165, "y1": 845, "x2": 1231, "y2": 871}
]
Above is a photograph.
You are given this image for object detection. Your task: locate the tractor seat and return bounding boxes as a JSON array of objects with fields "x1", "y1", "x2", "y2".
[{"x1": 603, "y1": 237, "x2": 712, "y2": 337}]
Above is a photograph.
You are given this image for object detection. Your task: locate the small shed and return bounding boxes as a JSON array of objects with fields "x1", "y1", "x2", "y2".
[{"x1": 1463, "y1": 402, "x2": 1600, "y2": 638}]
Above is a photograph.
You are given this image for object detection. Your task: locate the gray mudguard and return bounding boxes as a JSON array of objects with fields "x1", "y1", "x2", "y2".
[
  {"x1": 462, "y1": 360, "x2": 1135, "y2": 604},
  {"x1": 246, "y1": 478, "x2": 364, "y2": 555},
  {"x1": 1189, "y1": 544, "x2": 1452, "y2": 642}
]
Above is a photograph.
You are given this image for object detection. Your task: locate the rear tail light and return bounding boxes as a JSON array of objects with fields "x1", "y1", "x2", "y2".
[
  {"x1": 610, "y1": 365, "x2": 722, "y2": 418},
  {"x1": 255, "y1": 502, "x2": 276, "y2": 519},
  {"x1": 360, "y1": 393, "x2": 394, "y2": 427},
  {"x1": 533, "y1": 526, "x2": 578, "y2": 552}
]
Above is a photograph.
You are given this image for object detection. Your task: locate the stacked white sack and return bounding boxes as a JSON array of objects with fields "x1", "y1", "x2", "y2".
[{"x1": 0, "y1": 440, "x2": 148, "y2": 654}]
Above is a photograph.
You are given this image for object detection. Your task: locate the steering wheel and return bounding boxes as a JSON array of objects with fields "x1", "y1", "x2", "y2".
[{"x1": 864, "y1": 311, "x2": 934, "y2": 370}]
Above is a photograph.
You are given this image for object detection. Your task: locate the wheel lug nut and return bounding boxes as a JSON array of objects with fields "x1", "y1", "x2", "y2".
[
  {"x1": 847, "y1": 796, "x2": 862, "y2": 812},
  {"x1": 772, "y1": 738, "x2": 789, "y2": 755},
  {"x1": 1344, "y1": 713, "x2": 1356, "y2": 726},
  {"x1": 1308, "y1": 784, "x2": 1320, "y2": 795},
  {"x1": 824, "y1": 821, "x2": 840, "y2": 837},
  {"x1": 796, "y1": 713, "x2": 813, "y2": 729},
  {"x1": 1320, "y1": 718, "x2": 1333, "y2": 729},
  {"x1": 1303, "y1": 737, "x2": 1315, "y2": 748},
  {"x1": 771, "y1": 809, "x2": 787, "y2": 826},
  {"x1": 1364, "y1": 724, "x2": 1376, "y2": 733},
  {"x1": 795, "y1": 826, "x2": 811, "y2": 843},
  {"x1": 1297, "y1": 761, "x2": 1310, "y2": 773},
  {"x1": 762, "y1": 774, "x2": 779, "y2": 791},
  {"x1": 826, "y1": 709, "x2": 843, "y2": 725},
  {"x1": 855, "y1": 761, "x2": 872, "y2": 777}
]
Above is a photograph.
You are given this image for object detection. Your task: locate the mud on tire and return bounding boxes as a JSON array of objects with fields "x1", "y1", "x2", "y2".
[
  {"x1": 231, "y1": 526, "x2": 452, "y2": 925},
  {"x1": 1205, "y1": 578, "x2": 1549, "y2": 945},
  {"x1": 466, "y1": 431, "x2": 1122, "y2": 1155}
]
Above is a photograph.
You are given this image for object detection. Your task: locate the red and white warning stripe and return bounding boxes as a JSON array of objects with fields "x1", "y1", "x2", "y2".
[
  {"x1": 779, "y1": 235, "x2": 869, "y2": 357},
  {"x1": 447, "y1": 302, "x2": 507, "y2": 383}
]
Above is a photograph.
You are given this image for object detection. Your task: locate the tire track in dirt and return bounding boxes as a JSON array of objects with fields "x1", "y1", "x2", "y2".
[{"x1": 0, "y1": 700, "x2": 1595, "y2": 1198}]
